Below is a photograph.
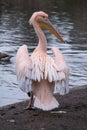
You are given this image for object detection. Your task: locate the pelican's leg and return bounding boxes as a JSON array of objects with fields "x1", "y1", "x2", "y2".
[{"x1": 24, "y1": 91, "x2": 34, "y2": 110}]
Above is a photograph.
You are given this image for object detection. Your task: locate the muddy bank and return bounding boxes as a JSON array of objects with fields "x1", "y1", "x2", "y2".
[{"x1": 0, "y1": 85, "x2": 87, "y2": 130}]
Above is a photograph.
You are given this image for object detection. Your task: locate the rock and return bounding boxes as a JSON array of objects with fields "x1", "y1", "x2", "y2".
[{"x1": 0, "y1": 52, "x2": 10, "y2": 60}]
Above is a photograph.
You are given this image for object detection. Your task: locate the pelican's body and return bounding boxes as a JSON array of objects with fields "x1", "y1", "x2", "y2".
[{"x1": 16, "y1": 11, "x2": 69, "y2": 111}]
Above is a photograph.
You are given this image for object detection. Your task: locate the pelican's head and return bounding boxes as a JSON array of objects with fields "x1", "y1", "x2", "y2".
[{"x1": 29, "y1": 11, "x2": 65, "y2": 42}]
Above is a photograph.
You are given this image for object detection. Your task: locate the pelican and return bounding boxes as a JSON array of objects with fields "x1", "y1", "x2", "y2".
[{"x1": 16, "y1": 11, "x2": 69, "y2": 111}]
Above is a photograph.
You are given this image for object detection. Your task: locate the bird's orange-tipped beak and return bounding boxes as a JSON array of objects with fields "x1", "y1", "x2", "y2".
[{"x1": 38, "y1": 18, "x2": 65, "y2": 43}]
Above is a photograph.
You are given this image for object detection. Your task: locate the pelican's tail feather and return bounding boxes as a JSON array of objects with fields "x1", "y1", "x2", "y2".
[
  {"x1": 34, "y1": 96, "x2": 59, "y2": 111},
  {"x1": 32, "y1": 80, "x2": 59, "y2": 111}
]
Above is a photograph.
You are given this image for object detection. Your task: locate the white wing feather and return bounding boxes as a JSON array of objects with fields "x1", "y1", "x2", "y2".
[
  {"x1": 51, "y1": 47, "x2": 69, "y2": 95},
  {"x1": 16, "y1": 45, "x2": 32, "y2": 93}
]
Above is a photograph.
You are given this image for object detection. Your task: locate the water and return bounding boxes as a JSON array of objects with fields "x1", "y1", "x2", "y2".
[{"x1": 0, "y1": 0, "x2": 87, "y2": 107}]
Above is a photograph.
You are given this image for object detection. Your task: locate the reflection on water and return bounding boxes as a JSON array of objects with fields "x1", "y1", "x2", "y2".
[{"x1": 0, "y1": 0, "x2": 87, "y2": 107}]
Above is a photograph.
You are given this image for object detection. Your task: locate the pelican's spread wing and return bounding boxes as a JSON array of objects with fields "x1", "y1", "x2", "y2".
[
  {"x1": 16, "y1": 45, "x2": 69, "y2": 95},
  {"x1": 51, "y1": 47, "x2": 69, "y2": 95},
  {"x1": 16, "y1": 45, "x2": 32, "y2": 93}
]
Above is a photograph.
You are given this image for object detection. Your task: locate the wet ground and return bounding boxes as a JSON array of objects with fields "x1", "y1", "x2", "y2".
[{"x1": 0, "y1": 85, "x2": 87, "y2": 130}]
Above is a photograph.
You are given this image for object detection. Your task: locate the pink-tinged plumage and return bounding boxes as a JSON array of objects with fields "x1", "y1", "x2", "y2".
[{"x1": 16, "y1": 11, "x2": 69, "y2": 111}]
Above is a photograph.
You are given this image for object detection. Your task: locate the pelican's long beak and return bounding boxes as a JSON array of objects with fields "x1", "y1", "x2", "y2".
[{"x1": 38, "y1": 18, "x2": 65, "y2": 43}]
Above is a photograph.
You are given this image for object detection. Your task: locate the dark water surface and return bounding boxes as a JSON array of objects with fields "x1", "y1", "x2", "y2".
[{"x1": 0, "y1": 0, "x2": 87, "y2": 106}]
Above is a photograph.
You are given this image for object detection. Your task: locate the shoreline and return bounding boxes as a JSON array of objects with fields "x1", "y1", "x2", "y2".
[
  {"x1": 0, "y1": 84, "x2": 87, "y2": 109},
  {"x1": 0, "y1": 85, "x2": 87, "y2": 130}
]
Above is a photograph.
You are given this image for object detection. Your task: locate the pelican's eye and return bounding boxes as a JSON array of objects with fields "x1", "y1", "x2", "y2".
[{"x1": 42, "y1": 16, "x2": 46, "y2": 19}]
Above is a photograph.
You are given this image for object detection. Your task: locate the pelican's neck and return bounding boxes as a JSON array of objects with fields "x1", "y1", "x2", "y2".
[{"x1": 33, "y1": 22, "x2": 47, "y2": 52}]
